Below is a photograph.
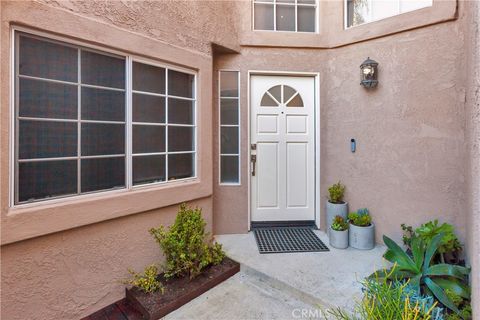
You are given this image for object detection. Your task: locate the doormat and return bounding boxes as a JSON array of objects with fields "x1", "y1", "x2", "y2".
[{"x1": 253, "y1": 227, "x2": 329, "y2": 254}]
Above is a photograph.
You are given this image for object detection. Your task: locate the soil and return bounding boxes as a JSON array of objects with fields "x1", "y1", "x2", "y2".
[{"x1": 126, "y1": 257, "x2": 240, "y2": 320}]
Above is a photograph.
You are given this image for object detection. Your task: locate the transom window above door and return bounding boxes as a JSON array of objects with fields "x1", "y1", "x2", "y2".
[
  {"x1": 260, "y1": 85, "x2": 304, "y2": 107},
  {"x1": 253, "y1": 0, "x2": 317, "y2": 33}
]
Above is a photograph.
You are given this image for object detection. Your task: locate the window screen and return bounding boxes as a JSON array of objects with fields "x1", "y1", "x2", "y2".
[{"x1": 219, "y1": 71, "x2": 240, "y2": 184}]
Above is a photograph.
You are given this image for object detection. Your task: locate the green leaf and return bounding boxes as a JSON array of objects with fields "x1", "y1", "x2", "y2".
[
  {"x1": 426, "y1": 264, "x2": 470, "y2": 279},
  {"x1": 411, "y1": 237, "x2": 425, "y2": 271},
  {"x1": 432, "y1": 277, "x2": 471, "y2": 299},
  {"x1": 424, "y1": 276, "x2": 460, "y2": 314},
  {"x1": 423, "y1": 233, "x2": 444, "y2": 272},
  {"x1": 408, "y1": 274, "x2": 422, "y2": 293},
  {"x1": 383, "y1": 235, "x2": 419, "y2": 273}
]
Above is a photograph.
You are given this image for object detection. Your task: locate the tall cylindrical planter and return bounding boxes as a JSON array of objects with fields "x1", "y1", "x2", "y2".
[
  {"x1": 349, "y1": 223, "x2": 375, "y2": 250},
  {"x1": 326, "y1": 201, "x2": 348, "y2": 236},
  {"x1": 329, "y1": 228, "x2": 349, "y2": 249}
]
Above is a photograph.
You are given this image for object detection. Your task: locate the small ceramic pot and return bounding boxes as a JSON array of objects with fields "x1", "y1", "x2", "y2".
[
  {"x1": 349, "y1": 223, "x2": 375, "y2": 250},
  {"x1": 326, "y1": 201, "x2": 348, "y2": 236},
  {"x1": 329, "y1": 228, "x2": 349, "y2": 249}
]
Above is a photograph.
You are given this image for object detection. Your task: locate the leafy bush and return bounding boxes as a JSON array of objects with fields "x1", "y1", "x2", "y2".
[
  {"x1": 348, "y1": 208, "x2": 372, "y2": 227},
  {"x1": 149, "y1": 203, "x2": 225, "y2": 280},
  {"x1": 444, "y1": 290, "x2": 472, "y2": 320},
  {"x1": 124, "y1": 264, "x2": 164, "y2": 294},
  {"x1": 331, "y1": 215, "x2": 349, "y2": 231},
  {"x1": 328, "y1": 270, "x2": 441, "y2": 320},
  {"x1": 328, "y1": 182, "x2": 345, "y2": 204},
  {"x1": 374, "y1": 233, "x2": 470, "y2": 314}
]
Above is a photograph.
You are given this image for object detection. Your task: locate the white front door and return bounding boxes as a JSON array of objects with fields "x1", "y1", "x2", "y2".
[{"x1": 250, "y1": 75, "x2": 316, "y2": 222}]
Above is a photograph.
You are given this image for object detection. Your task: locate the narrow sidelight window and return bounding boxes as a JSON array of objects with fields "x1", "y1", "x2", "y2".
[
  {"x1": 13, "y1": 31, "x2": 196, "y2": 205},
  {"x1": 219, "y1": 71, "x2": 240, "y2": 185},
  {"x1": 253, "y1": 0, "x2": 317, "y2": 32}
]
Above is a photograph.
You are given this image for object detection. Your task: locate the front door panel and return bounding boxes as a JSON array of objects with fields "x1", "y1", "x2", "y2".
[{"x1": 250, "y1": 75, "x2": 315, "y2": 222}]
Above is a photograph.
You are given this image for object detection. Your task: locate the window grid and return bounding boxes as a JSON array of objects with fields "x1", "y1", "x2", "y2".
[
  {"x1": 13, "y1": 31, "x2": 197, "y2": 206},
  {"x1": 219, "y1": 70, "x2": 241, "y2": 185},
  {"x1": 253, "y1": 0, "x2": 317, "y2": 33}
]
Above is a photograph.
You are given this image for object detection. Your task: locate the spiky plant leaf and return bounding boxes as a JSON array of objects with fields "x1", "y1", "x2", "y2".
[{"x1": 424, "y1": 276, "x2": 460, "y2": 315}]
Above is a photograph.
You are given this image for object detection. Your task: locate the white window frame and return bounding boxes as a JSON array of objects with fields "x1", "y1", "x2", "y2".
[
  {"x1": 218, "y1": 70, "x2": 241, "y2": 186},
  {"x1": 252, "y1": 0, "x2": 319, "y2": 33},
  {"x1": 10, "y1": 26, "x2": 198, "y2": 207},
  {"x1": 344, "y1": 0, "x2": 433, "y2": 29}
]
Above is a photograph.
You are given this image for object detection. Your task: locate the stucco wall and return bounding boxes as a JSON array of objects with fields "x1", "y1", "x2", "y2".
[{"x1": 214, "y1": 3, "x2": 468, "y2": 245}]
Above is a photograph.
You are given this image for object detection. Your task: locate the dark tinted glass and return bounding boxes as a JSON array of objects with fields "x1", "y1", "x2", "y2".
[
  {"x1": 132, "y1": 93, "x2": 165, "y2": 123},
  {"x1": 19, "y1": 120, "x2": 77, "y2": 159},
  {"x1": 221, "y1": 127, "x2": 239, "y2": 154},
  {"x1": 19, "y1": 35, "x2": 78, "y2": 82},
  {"x1": 254, "y1": 4, "x2": 274, "y2": 30},
  {"x1": 81, "y1": 123, "x2": 125, "y2": 156},
  {"x1": 168, "y1": 98, "x2": 194, "y2": 124},
  {"x1": 19, "y1": 78, "x2": 77, "y2": 119},
  {"x1": 18, "y1": 160, "x2": 77, "y2": 203},
  {"x1": 81, "y1": 50, "x2": 125, "y2": 89},
  {"x1": 168, "y1": 126, "x2": 194, "y2": 152},
  {"x1": 81, "y1": 157, "x2": 125, "y2": 192},
  {"x1": 132, "y1": 125, "x2": 165, "y2": 153},
  {"x1": 220, "y1": 99, "x2": 238, "y2": 125},
  {"x1": 220, "y1": 71, "x2": 239, "y2": 97},
  {"x1": 220, "y1": 155, "x2": 239, "y2": 183},
  {"x1": 168, "y1": 70, "x2": 194, "y2": 98},
  {"x1": 132, "y1": 62, "x2": 165, "y2": 94},
  {"x1": 133, "y1": 155, "x2": 166, "y2": 185},
  {"x1": 168, "y1": 153, "x2": 194, "y2": 180},
  {"x1": 81, "y1": 87, "x2": 125, "y2": 121}
]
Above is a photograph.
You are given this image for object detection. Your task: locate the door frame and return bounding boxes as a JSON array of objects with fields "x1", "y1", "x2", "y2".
[{"x1": 247, "y1": 70, "x2": 321, "y2": 230}]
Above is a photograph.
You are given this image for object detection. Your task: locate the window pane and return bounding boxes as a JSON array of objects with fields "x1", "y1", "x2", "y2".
[
  {"x1": 81, "y1": 157, "x2": 125, "y2": 192},
  {"x1": 347, "y1": 0, "x2": 369, "y2": 27},
  {"x1": 133, "y1": 93, "x2": 165, "y2": 123},
  {"x1": 81, "y1": 87, "x2": 125, "y2": 121},
  {"x1": 81, "y1": 123, "x2": 125, "y2": 156},
  {"x1": 221, "y1": 127, "x2": 239, "y2": 154},
  {"x1": 19, "y1": 35, "x2": 78, "y2": 82},
  {"x1": 168, "y1": 98, "x2": 194, "y2": 124},
  {"x1": 18, "y1": 160, "x2": 77, "y2": 203},
  {"x1": 133, "y1": 62, "x2": 165, "y2": 94},
  {"x1": 168, "y1": 70, "x2": 194, "y2": 98},
  {"x1": 168, "y1": 126, "x2": 194, "y2": 152},
  {"x1": 81, "y1": 50, "x2": 125, "y2": 89},
  {"x1": 132, "y1": 125, "x2": 165, "y2": 153},
  {"x1": 168, "y1": 153, "x2": 194, "y2": 180},
  {"x1": 276, "y1": 5, "x2": 296, "y2": 31},
  {"x1": 19, "y1": 120, "x2": 77, "y2": 159},
  {"x1": 400, "y1": 0, "x2": 432, "y2": 12},
  {"x1": 220, "y1": 155, "x2": 239, "y2": 183},
  {"x1": 19, "y1": 78, "x2": 78, "y2": 119},
  {"x1": 220, "y1": 99, "x2": 239, "y2": 125},
  {"x1": 220, "y1": 71, "x2": 239, "y2": 97},
  {"x1": 298, "y1": 0, "x2": 316, "y2": 4},
  {"x1": 298, "y1": 6, "x2": 316, "y2": 32},
  {"x1": 254, "y1": 3, "x2": 274, "y2": 30},
  {"x1": 371, "y1": 0, "x2": 398, "y2": 21},
  {"x1": 133, "y1": 155, "x2": 166, "y2": 185}
]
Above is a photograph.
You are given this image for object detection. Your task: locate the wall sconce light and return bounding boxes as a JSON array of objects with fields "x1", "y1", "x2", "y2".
[{"x1": 360, "y1": 57, "x2": 378, "y2": 89}]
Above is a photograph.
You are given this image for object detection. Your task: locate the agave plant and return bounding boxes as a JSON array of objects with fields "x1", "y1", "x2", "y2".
[{"x1": 374, "y1": 233, "x2": 470, "y2": 315}]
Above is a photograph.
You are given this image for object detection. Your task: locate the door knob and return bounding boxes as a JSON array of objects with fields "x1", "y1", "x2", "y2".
[{"x1": 251, "y1": 154, "x2": 257, "y2": 176}]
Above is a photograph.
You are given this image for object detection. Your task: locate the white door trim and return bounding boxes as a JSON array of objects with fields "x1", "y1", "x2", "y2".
[{"x1": 247, "y1": 70, "x2": 321, "y2": 230}]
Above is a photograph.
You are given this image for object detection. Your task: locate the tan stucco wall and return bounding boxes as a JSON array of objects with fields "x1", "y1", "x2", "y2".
[{"x1": 214, "y1": 1, "x2": 468, "y2": 246}]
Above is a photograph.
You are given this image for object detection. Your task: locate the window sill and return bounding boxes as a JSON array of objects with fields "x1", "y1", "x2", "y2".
[{"x1": 1, "y1": 178, "x2": 211, "y2": 245}]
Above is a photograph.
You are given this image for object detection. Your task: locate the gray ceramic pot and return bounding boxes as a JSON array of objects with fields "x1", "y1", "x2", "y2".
[
  {"x1": 329, "y1": 228, "x2": 349, "y2": 249},
  {"x1": 349, "y1": 223, "x2": 375, "y2": 250},
  {"x1": 326, "y1": 201, "x2": 348, "y2": 236}
]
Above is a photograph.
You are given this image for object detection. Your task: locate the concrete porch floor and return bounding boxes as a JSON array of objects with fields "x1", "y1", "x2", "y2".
[{"x1": 165, "y1": 230, "x2": 387, "y2": 320}]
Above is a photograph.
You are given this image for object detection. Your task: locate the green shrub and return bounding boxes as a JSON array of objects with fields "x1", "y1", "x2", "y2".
[
  {"x1": 331, "y1": 215, "x2": 349, "y2": 231},
  {"x1": 328, "y1": 182, "x2": 345, "y2": 204},
  {"x1": 328, "y1": 271, "x2": 440, "y2": 320},
  {"x1": 124, "y1": 264, "x2": 164, "y2": 294},
  {"x1": 348, "y1": 208, "x2": 372, "y2": 227},
  {"x1": 444, "y1": 290, "x2": 472, "y2": 320},
  {"x1": 149, "y1": 203, "x2": 225, "y2": 280}
]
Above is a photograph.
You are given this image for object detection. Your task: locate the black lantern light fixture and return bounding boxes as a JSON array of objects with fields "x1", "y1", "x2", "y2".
[{"x1": 360, "y1": 57, "x2": 378, "y2": 89}]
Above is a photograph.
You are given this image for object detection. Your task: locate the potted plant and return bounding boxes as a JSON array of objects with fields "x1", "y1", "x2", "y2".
[
  {"x1": 348, "y1": 208, "x2": 375, "y2": 250},
  {"x1": 329, "y1": 215, "x2": 349, "y2": 249},
  {"x1": 326, "y1": 182, "x2": 348, "y2": 236}
]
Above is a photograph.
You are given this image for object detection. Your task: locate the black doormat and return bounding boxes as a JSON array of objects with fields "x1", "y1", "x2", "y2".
[{"x1": 253, "y1": 227, "x2": 329, "y2": 254}]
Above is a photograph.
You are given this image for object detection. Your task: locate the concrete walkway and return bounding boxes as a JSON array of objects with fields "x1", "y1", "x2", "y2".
[{"x1": 165, "y1": 231, "x2": 387, "y2": 320}]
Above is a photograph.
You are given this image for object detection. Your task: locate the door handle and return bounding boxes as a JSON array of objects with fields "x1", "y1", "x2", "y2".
[{"x1": 251, "y1": 154, "x2": 257, "y2": 176}]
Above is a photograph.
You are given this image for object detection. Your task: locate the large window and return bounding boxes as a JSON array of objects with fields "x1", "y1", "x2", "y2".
[
  {"x1": 13, "y1": 32, "x2": 196, "y2": 205},
  {"x1": 219, "y1": 71, "x2": 240, "y2": 185},
  {"x1": 346, "y1": 0, "x2": 432, "y2": 28},
  {"x1": 253, "y1": 0, "x2": 317, "y2": 32}
]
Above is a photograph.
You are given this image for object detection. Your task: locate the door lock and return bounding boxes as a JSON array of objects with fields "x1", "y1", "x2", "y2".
[
  {"x1": 251, "y1": 154, "x2": 257, "y2": 176},
  {"x1": 251, "y1": 143, "x2": 257, "y2": 150}
]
